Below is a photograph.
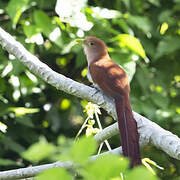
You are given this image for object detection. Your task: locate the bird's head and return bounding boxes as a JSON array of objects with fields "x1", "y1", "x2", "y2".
[{"x1": 76, "y1": 36, "x2": 109, "y2": 65}]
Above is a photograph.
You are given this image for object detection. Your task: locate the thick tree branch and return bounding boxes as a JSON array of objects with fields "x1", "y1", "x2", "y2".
[
  {"x1": 0, "y1": 148, "x2": 123, "y2": 180},
  {"x1": 0, "y1": 161, "x2": 73, "y2": 180},
  {"x1": 94, "y1": 113, "x2": 180, "y2": 160},
  {"x1": 1, "y1": 26, "x2": 180, "y2": 179}
]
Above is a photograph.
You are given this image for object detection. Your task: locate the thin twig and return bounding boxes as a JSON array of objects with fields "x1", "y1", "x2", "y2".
[
  {"x1": 75, "y1": 116, "x2": 90, "y2": 140},
  {"x1": 95, "y1": 111, "x2": 112, "y2": 151}
]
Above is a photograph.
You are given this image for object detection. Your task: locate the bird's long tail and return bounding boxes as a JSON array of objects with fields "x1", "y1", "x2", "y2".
[{"x1": 114, "y1": 96, "x2": 141, "y2": 168}]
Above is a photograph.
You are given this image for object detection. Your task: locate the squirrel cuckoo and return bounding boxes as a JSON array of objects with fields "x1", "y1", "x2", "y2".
[{"x1": 79, "y1": 36, "x2": 141, "y2": 168}]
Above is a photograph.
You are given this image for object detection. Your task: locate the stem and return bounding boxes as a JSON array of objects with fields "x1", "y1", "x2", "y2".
[
  {"x1": 95, "y1": 111, "x2": 112, "y2": 151},
  {"x1": 75, "y1": 116, "x2": 90, "y2": 140}
]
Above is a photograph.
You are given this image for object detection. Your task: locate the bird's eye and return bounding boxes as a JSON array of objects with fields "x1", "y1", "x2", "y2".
[{"x1": 90, "y1": 42, "x2": 94, "y2": 46}]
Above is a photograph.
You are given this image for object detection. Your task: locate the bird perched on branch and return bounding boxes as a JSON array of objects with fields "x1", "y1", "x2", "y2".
[{"x1": 77, "y1": 36, "x2": 141, "y2": 168}]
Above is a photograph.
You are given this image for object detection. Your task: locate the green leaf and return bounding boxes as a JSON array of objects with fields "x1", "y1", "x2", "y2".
[
  {"x1": 160, "y1": 22, "x2": 168, "y2": 35},
  {"x1": 36, "y1": 168, "x2": 72, "y2": 180},
  {"x1": 11, "y1": 59, "x2": 26, "y2": 76},
  {"x1": 126, "y1": 166, "x2": 159, "y2": 180},
  {"x1": 0, "y1": 78, "x2": 6, "y2": 93},
  {"x1": 16, "y1": 117, "x2": 34, "y2": 128},
  {"x1": 23, "y1": 25, "x2": 41, "y2": 38},
  {"x1": 0, "y1": 158, "x2": 23, "y2": 166},
  {"x1": 135, "y1": 68, "x2": 151, "y2": 92},
  {"x1": 148, "y1": 0, "x2": 160, "y2": 7},
  {"x1": 83, "y1": 154, "x2": 129, "y2": 180},
  {"x1": 33, "y1": 10, "x2": 64, "y2": 47},
  {"x1": 22, "y1": 137, "x2": 56, "y2": 162},
  {"x1": 115, "y1": 34, "x2": 146, "y2": 59},
  {"x1": 122, "y1": 0, "x2": 130, "y2": 9},
  {"x1": 70, "y1": 136, "x2": 97, "y2": 164},
  {"x1": 128, "y1": 15, "x2": 152, "y2": 34},
  {"x1": 6, "y1": 0, "x2": 30, "y2": 28},
  {"x1": 151, "y1": 93, "x2": 169, "y2": 109},
  {"x1": 75, "y1": 50, "x2": 86, "y2": 68},
  {"x1": 111, "y1": 52, "x2": 136, "y2": 82},
  {"x1": 2, "y1": 137, "x2": 25, "y2": 153},
  {"x1": 112, "y1": 19, "x2": 133, "y2": 34},
  {"x1": 158, "y1": 10, "x2": 172, "y2": 22},
  {"x1": 33, "y1": 10, "x2": 54, "y2": 35},
  {"x1": 155, "y1": 37, "x2": 180, "y2": 59}
]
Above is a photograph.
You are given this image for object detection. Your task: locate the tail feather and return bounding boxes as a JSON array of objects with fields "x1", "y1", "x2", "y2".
[{"x1": 114, "y1": 97, "x2": 141, "y2": 168}]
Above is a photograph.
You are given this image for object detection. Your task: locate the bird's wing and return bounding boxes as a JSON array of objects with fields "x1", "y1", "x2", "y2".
[{"x1": 89, "y1": 59, "x2": 129, "y2": 98}]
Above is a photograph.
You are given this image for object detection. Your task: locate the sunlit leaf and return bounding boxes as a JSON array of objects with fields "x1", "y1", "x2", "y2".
[
  {"x1": 6, "y1": 0, "x2": 30, "y2": 28},
  {"x1": 22, "y1": 137, "x2": 56, "y2": 162},
  {"x1": 70, "y1": 136, "x2": 97, "y2": 164},
  {"x1": 33, "y1": 10, "x2": 53, "y2": 35},
  {"x1": 83, "y1": 155, "x2": 129, "y2": 180},
  {"x1": 36, "y1": 168, "x2": 72, "y2": 180},
  {"x1": 115, "y1": 34, "x2": 146, "y2": 59},
  {"x1": 8, "y1": 107, "x2": 39, "y2": 116},
  {"x1": 24, "y1": 25, "x2": 44, "y2": 45},
  {"x1": 160, "y1": 23, "x2": 168, "y2": 35},
  {"x1": 176, "y1": 107, "x2": 180, "y2": 115},
  {"x1": 56, "y1": 57, "x2": 67, "y2": 67},
  {"x1": 126, "y1": 166, "x2": 159, "y2": 180},
  {"x1": 60, "y1": 99, "x2": 71, "y2": 110},
  {"x1": 81, "y1": 68, "x2": 88, "y2": 77},
  {"x1": 174, "y1": 75, "x2": 180, "y2": 82},
  {"x1": 23, "y1": 25, "x2": 40, "y2": 38}
]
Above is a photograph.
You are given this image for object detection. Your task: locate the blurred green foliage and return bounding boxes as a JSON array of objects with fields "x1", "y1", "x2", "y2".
[
  {"x1": 0, "y1": 0, "x2": 180, "y2": 179},
  {"x1": 24, "y1": 136, "x2": 158, "y2": 180}
]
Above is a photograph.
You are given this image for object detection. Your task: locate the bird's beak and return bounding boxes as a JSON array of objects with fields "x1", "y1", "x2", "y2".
[{"x1": 75, "y1": 39, "x2": 85, "y2": 45}]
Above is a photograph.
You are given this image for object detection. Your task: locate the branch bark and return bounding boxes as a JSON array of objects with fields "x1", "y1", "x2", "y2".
[
  {"x1": 0, "y1": 161, "x2": 73, "y2": 180},
  {"x1": 0, "y1": 148, "x2": 123, "y2": 180},
  {"x1": 1, "y1": 26, "x2": 180, "y2": 179}
]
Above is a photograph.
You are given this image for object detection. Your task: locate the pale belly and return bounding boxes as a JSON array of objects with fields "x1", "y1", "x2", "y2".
[{"x1": 87, "y1": 68, "x2": 101, "y2": 90}]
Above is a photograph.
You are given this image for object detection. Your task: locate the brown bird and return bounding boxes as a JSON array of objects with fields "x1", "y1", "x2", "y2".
[{"x1": 79, "y1": 36, "x2": 141, "y2": 168}]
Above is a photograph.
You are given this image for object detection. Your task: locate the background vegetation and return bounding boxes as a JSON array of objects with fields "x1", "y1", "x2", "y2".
[{"x1": 0, "y1": 0, "x2": 180, "y2": 179}]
